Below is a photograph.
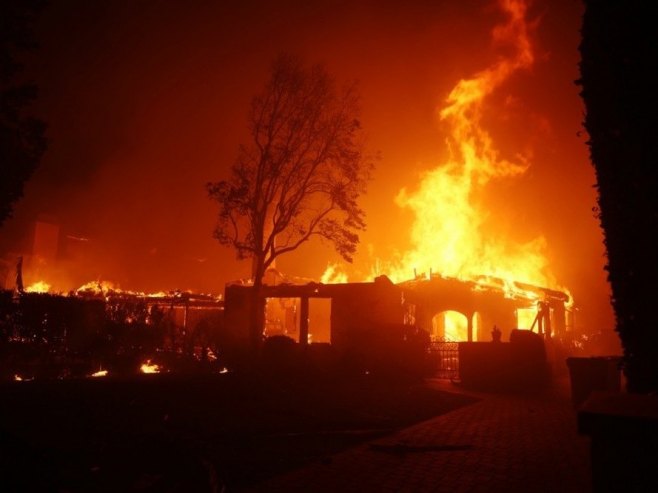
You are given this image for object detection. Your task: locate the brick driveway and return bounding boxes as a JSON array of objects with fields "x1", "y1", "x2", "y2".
[{"x1": 246, "y1": 377, "x2": 591, "y2": 493}]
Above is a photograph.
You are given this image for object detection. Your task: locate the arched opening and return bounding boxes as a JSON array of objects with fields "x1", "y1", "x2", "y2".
[{"x1": 431, "y1": 310, "x2": 469, "y2": 341}]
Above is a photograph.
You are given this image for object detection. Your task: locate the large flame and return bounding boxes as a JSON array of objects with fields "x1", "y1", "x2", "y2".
[
  {"x1": 376, "y1": 0, "x2": 560, "y2": 293},
  {"x1": 317, "y1": 0, "x2": 570, "y2": 341}
]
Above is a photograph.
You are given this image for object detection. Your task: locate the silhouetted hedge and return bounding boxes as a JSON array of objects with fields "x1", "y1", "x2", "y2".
[{"x1": 579, "y1": 0, "x2": 658, "y2": 393}]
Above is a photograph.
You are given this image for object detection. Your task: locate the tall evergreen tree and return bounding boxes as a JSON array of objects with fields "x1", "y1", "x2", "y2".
[
  {"x1": 579, "y1": 0, "x2": 658, "y2": 393},
  {"x1": 0, "y1": 0, "x2": 47, "y2": 228}
]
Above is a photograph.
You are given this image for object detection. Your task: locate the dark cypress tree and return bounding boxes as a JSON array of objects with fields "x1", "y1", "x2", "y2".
[
  {"x1": 0, "y1": 0, "x2": 47, "y2": 228},
  {"x1": 578, "y1": 0, "x2": 658, "y2": 393}
]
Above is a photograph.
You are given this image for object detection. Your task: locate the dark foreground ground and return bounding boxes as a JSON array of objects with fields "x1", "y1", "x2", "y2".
[
  {"x1": 0, "y1": 372, "x2": 477, "y2": 492},
  {"x1": 247, "y1": 377, "x2": 593, "y2": 493}
]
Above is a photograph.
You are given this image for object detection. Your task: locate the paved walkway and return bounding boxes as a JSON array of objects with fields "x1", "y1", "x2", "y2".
[{"x1": 246, "y1": 377, "x2": 591, "y2": 492}]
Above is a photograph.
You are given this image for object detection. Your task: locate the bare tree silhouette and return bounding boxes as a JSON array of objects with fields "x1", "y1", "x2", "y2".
[{"x1": 208, "y1": 54, "x2": 373, "y2": 348}]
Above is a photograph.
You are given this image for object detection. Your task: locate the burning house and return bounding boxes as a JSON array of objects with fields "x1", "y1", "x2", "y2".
[
  {"x1": 400, "y1": 275, "x2": 570, "y2": 342},
  {"x1": 219, "y1": 264, "x2": 572, "y2": 387},
  {"x1": 224, "y1": 275, "x2": 404, "y2": 351},
  {"x1": 223, "y1": 272, "x2": 571, "y2": 368}
]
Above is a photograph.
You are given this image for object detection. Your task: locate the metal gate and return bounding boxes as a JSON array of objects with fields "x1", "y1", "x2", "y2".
[{"x1": 429, "y1": 340, "x2": 459, "y2": 379}]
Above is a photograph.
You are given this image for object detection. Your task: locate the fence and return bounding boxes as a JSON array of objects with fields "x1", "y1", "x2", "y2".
[{"x1": 429, "y1": 340, "x2": 459, "y2": 380}]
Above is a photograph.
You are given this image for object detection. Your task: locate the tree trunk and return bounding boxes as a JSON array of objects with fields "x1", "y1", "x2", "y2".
[{"x1": 250, "y1": 255, "x2": 267, "y2": 353}]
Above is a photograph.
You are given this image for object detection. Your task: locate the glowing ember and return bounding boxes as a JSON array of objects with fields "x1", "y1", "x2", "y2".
[
  {"x1": 140, "y1": 360, "x2": 161, "y2": 374},
  {"x1": 90, "y1": 369, "x2": 108, "y2": 377},
  {"x1": 25, "y1": 281, "x2": 51, "y2": 293}
]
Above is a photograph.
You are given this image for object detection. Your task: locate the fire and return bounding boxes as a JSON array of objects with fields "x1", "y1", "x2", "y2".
[
  {"x1": 90, "y1": 369, "x2": 108, "y2": 377},
  {"x1": 320, "y1": 263, "x2": 348, "y2": 284},
  {"x1": 517, "y1": 307, "x2": 537, "y2": 330},
  {"x1": 76, "y1": 280, "x2": 123, "y2": 296},
  {"x1": 442, "y1": 311, "x2": 468, "y2": 342},
  {"x1": 25, "y1": 281, "x2": 51, "y2": 293},
  {"x1": 75, "y1": 280, "x2": 178, "y2": 299},
  {"x1": 140, "y1": 360, "x2": 161, "y2": 374},
  {"x1": 377, "y1": 0, "x2": 564, "y2": 298},
  {"x1": 17, "y1": 279, "x2": 174, "y2": 298}
]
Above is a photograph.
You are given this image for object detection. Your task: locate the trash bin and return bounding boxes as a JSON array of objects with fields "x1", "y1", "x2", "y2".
[{"x1": 566, "y1": 356, "x2": 622, "y2": 408}]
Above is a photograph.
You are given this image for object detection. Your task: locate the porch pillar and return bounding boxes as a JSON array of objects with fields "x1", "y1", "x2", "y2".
[{"x1": 299, "y1": 296, "x2": 309, "y2": 345}]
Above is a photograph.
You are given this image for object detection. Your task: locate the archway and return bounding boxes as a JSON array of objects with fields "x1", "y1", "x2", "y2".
[{"x1": 431, "y1": 310, "x2": 469, "y2": 341}]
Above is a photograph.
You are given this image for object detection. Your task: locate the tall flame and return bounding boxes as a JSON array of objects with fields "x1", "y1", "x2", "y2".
[{"x1": 381, "y1": 0, "x2": 559, "y2": 292}]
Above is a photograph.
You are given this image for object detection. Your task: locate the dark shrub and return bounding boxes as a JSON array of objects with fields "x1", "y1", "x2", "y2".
[{"x1": 260, "y1": 335, "x2": 300, "y2": 376}]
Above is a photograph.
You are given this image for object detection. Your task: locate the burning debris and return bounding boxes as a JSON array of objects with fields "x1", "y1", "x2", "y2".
[
  {"x1": 140, "y1": 359, "x2": 161, "y2": 374},
  {"x1": 0, "y1": 279, "x2": 225, "y2": 380}
]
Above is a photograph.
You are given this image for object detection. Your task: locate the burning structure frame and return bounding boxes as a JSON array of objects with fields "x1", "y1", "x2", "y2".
[{"x1": 223, "y1": 274, "x2": 571, "y2": 348}]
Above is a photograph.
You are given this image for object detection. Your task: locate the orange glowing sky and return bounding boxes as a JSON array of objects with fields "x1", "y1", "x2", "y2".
[{"x1": 0, "y1": 0, "x2": 614, "y2": 332}]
